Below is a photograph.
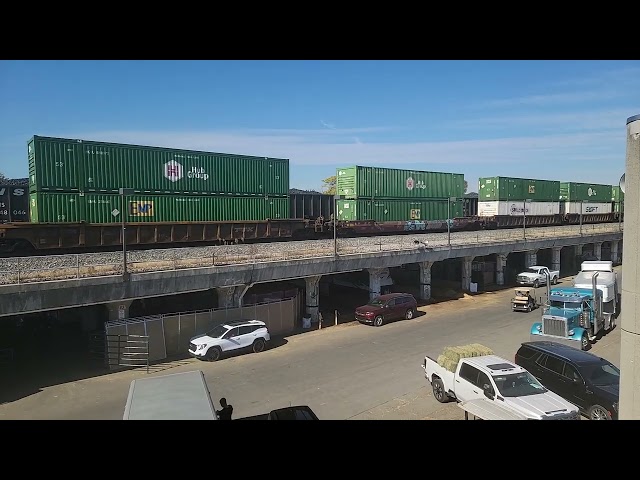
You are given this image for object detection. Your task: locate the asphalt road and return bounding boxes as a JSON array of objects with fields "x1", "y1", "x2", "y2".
[{"x1": 0, "y1": 267, "x2": 622, "y2": 420}]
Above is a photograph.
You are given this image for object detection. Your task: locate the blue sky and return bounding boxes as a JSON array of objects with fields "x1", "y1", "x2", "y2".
[{"x1": 1, "y1": 60, "x2": 638, "y2": 192}]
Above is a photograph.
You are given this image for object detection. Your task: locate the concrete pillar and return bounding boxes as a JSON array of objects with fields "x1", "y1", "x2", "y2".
[
  {"x1": 305, "y1": 275, "x2": 322, "y2": 323},
  {"x1": 461, "y1": 256, "x2": 474, "y2": 292},
  {"x1": 525, "y1": 250, "x2": 538, "y2": 268},
  {"x1": 419, "y1": 261, "x2": 433, "y2": 301},
  {"x1": 496, "y1": 254, "x2": 508, "y2": 286},
  {"x1": 216, "y1": 285, "x2": 252, "y2": 308},
  {"x1": 594, "y1": 242, "x2": 602, "y2": 261},
  {"x1": 552, "y1": 247, "x2": 561, "y2": 273},
  {"x1": 611, "y1": 240, "x2": 620, "y2": 265},
  {"x1": 368, "y1": 267, "x2": 389, "y2": 301},
  {"x1": 106, "y1": 299, "x2": 133, "y2": 322},
  {"x1": 619, "y1": 113, "x2": 640, "y2": 420}
]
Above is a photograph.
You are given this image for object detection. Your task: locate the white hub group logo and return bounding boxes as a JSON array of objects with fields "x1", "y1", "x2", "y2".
[
  {"x1": 406, "y1": 177, "x2": 415, "y2": 190},
  {"x1": 588, "y1": 187, "x2": 596, "y2": 197},
  {"x1": 164, "y1": 160, "x2": 184, "y2": 182}
]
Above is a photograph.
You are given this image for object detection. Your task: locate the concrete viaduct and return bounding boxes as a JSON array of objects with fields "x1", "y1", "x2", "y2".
[{"x1": 0, "y1": 224, "x2": 623, "y2": 322}]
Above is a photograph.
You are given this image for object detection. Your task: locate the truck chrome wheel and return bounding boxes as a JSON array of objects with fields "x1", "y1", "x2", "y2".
[
  {"x1": 581, "y1": 334, "x2": 589, "y2": 351},
  {"x1": 589, "y1": 405, "x2": 611, "y2": 420}
]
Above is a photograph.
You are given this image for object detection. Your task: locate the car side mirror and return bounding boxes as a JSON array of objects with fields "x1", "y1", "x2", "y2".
[{"x1": 483, "y1": 384, "x2": 495, "y2": 400}]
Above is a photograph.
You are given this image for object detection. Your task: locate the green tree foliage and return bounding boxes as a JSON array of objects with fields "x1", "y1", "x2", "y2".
[{"x1": 322, "y1": 175, "x2": 336, "y2": 195}]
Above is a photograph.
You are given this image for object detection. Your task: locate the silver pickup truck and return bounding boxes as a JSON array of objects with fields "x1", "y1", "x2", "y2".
[
  {"x1": 423, "y1": 354, "x2": 580, "y2": 420},
  {"x1": 517, "y1": 266, "x2": 560, "y2": 288}
]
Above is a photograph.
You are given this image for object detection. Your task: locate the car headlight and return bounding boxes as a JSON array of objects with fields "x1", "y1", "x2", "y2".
[
  {"x1": 613, "y1": 402, "x2": 618, "y2": 412},
  {"x1": 568, "y1": 329, "x2": 574, "y2": 336},
  {"x1": 197, "y1": 344, "x2": 208, "y2": 351}
]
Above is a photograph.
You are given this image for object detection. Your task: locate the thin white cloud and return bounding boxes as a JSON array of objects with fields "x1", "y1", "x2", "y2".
[
  {"x1": 476, "y1": 64, "x2": 640, "y2": 109},
  {"x1": 550, "y1": 65, "x2": 640, "y2": 89},
  {"x1": 320, "y1": 120, "x2": 336, "y2": 129},
  {"x1": 479, "y1": 90, "x2": 622, "y2": 108},
  {"x1": 451, "y1": 108, "x2": 636, "y2": 131},
  {"x1": 60, "y1": 128, "x2": 626, "y2": 170}
]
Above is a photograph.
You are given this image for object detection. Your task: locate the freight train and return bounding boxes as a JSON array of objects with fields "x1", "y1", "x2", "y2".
[{"x1": 0, "y1": 135, "x2": 625, "y2": 256}]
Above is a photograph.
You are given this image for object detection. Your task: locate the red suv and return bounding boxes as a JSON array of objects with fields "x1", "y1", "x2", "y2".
[{"x1": 355, "y1": 293, "x2": 418, "y2": 327}]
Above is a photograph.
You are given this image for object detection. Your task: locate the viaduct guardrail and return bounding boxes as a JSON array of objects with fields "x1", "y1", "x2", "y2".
[{"x1": 0, "y1": 223, "x2": 623, "y2": 286}]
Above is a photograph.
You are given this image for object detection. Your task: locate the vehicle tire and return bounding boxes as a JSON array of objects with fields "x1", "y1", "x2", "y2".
[
  {"x1": 373, "y1": 316, "x2": 384, "y2": 327},
  {"x1": 252, "y1": 338, "x2": 266, "y2": 353},
  {"x1": 533, "y1": 280, "x2": 540, "y2": 288},
  {"x1": 405, "y1": 309, "x2": 414, "y2": 320},
  {"x1": 527, "y1": 303, "x2": 532, "y2": 313},
  {"x1": 580, "y1": 333, "x2": 590, "y2": 351},
  {"x1": 207, "y1": 346, "x2": 222, "y2": 362},
  {"x1": 432, "y1": 377, "x2": 450, "y2": 403},
  {"x1": 588, "y1": 404, "x2": 611, "y2": 420}
]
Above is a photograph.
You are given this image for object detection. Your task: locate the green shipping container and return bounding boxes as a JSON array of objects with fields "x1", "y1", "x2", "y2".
[
  {"x1": 29, "y1": 192, "x2": 290, "y2": 223},
  {"x1": 612, "y1": 186, "x2": 624, "y2": 212},
  {"x1": 337, "y1": 198, "x2": 463, "y2": 222},
  {"x1": 336, "y1": 165, "x2": 465, "y2": 199},
  {"x1": 27, "y1": 135, "x2": 289, "y2": 197},
  {"x1": 559, "y1": 182, "x2": 612, "y2": 202},
  {"x1": 478, "y1": 176, "x2": 560, "y2": 202}
]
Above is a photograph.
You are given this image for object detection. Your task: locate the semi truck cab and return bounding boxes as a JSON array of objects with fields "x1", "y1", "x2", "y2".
[{"x1": 530, "y1": 285, "x2": 607, "y2": 351}]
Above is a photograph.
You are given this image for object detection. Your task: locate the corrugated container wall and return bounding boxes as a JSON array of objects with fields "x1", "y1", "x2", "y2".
[
  {"x1": 29, "y1": 193, "x2": 290, "y2": 224},
  {"x1": 478, "y1": 177, "x2": 560, "y2": 202},
  {"x1": 612, "y1": 186, "x2": 624, "y2": 213},
  {"x1": 561, "y1": 202, "x2": 612, "y2": 215},
  {"x1": 336, "y1": 166, "x2": 465, "y2": 199},
  {"x1": 28, "y1": 136, "x2": 289, "y2": 197},
  {"x1": 559, "y1": 182, "x2": 612, "y2": 203},
  {"x1": 478, "y1": 201, "x2": 560, "y2": 217},
  {"x1": 0, "y1": 185, "x2": 29, "y2": 223},
  {"x1": 337, "y1": 198, "x2": 463, "y2": 222}
]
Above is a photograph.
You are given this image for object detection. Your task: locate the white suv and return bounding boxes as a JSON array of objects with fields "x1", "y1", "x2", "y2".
[{"x1": 189, "y1": 320, "x2": 271, "y2": 362}]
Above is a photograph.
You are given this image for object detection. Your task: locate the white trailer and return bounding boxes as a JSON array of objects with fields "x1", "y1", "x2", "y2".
[
  {"x1": 123, "y1": 370, "x2": 218, "y2": 420},
  {"x1": 572, "y1": 261, "x2": 619, "y2": 327}
]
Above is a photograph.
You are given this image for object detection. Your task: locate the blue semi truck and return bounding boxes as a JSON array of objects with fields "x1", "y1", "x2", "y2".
[{"x1": 530, "y1": 284, "x2": 611, "y2": 351}]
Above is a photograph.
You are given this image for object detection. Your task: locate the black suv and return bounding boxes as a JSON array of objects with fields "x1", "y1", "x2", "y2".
[{"x1": 514, "y1": 341, "x2": 619, "y2": 420}]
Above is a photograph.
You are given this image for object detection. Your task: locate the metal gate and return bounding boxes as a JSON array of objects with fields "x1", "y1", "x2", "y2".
[{"x1": 88, "y1": 332, "x2": 150, "y2": 373}]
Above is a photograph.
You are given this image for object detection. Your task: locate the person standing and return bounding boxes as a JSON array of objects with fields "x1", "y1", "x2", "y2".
[{"x1": 217, "y1": 397, "x2": 233, "y2": 420}]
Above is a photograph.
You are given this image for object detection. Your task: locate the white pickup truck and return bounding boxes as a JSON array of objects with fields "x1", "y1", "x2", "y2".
[
  {"x1": 422, "y1": 354, "x2": 580, "y2": 420},
  {"x1": 517, "y1": 266, "x2": 559, "y2": 288}
]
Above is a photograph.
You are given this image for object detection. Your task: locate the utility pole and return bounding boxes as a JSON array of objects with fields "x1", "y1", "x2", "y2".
[{"x1": 619, "y1": 113, "x2": 640, "y2": 419}]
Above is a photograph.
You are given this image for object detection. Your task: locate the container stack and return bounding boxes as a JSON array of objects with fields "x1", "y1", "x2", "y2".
[
  {"x1": 559, "y1": 182, "x2": 613, "y2": 215},
  {"x1": 0, "y1": 184, "x2": 29, "y2": 223},
  {"x1": 477, "y1": 176, "x2": 561, "y2": 217},
  {"x1": 335, "y1": 165, "x2": 465, "y2": 222},
  {"x1": 612, "y1": 185, "x2": 624, "y2": 213},
  {"x1": 27, "y1": 135, "x2": 290, "y2": 223}
]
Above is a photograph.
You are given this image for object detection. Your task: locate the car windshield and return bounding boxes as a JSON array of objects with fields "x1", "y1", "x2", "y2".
[
  {"x1": 583, "y1": 361, "x2": 620, "y2": 386},
  {"x1": 493, "y1": 371, "x2": 548, "y2": 397},
  {"x1": 524, "y1": 268, "x2": 540, "y2": 274},
  {"x1": 367, "y1": 298, "x2": 386, "y2": 307},
  {"x1": 206, "y1": 324, "x2": 229, "y2": 338}
]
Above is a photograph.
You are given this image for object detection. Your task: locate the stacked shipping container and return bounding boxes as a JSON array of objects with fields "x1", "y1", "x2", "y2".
[
  {"x1": 612, "y1": 186, "x2": 624, "y2": 213},
  {"x1": 0, "y1": 185, "x2": 29, "y2": 223},
  {"x1": 335, "y1": 165, "x2": 465, "y2": 222},
  {"x1": 27, "y1": 136, "x2": 291, "y2": 223},
  {"x1": 477, "y1": 176, "x2": 561, "y2": 217},
  {"x1": 559, "y1": 182, "x2": 613, "y2": 215}
]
